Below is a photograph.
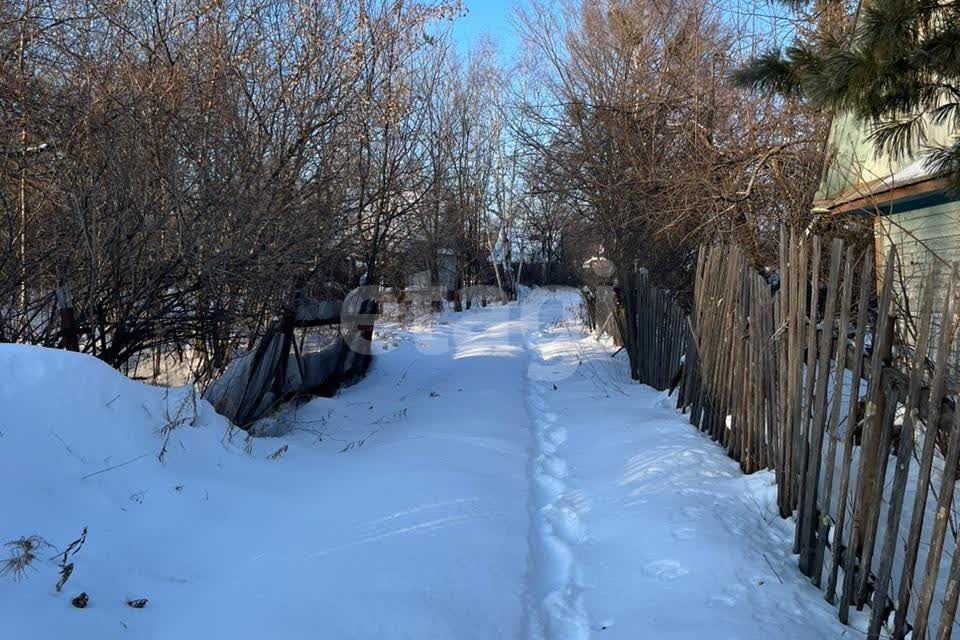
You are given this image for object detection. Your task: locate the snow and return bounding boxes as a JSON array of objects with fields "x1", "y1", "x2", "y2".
[
  {"x1": 522, "y1": 295, "x2": 852, "y2": 638},
  {"x1": 1, "y1": 289, "x2": 850, "y2": 638},
  {"x1": 884, "y1": 156, "x2": 933, "y2": 187}
]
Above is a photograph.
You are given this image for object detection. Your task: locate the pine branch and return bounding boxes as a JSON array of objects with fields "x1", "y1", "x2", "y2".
[
  {"x1": 737, "y1": 0, "x2": 960, "y2": 186},
  {"x1": 812, "y1": 44, "x2": 871, "y2": 107},
  {"x1": 918, "y1": 22, "x2": 960, "y2": 76},
  {"x1": 730, "y1": 49, "x2": 806, "y2": 98},
  {"x1": 930, "y1": 101, "x2": 960, "y2": 128},
  {"x1": 923, "y1": 137, "x2": 960, "y2": 187},
  {"x1": 858, "y1": 0, "x2": 920, "y2": 55},
  {"x1": 867, "y1": 112, "x2": 928, "y2": 160}
]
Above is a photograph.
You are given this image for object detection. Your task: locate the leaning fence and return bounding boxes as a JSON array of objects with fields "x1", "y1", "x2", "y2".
[{"x1": 585, "y1": 228, "x2": 960, "y2": 640}]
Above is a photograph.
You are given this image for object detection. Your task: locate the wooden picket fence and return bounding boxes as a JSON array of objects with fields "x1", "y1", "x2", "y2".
[
  {"x1": 588, "y1": 229, "x2": 960, "y2": 640},
  {"x1": 618, "y1": 271, "x2": 689, "y2": 390}
]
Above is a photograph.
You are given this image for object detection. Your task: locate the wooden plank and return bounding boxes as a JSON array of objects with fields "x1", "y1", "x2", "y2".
[
  {"x1": 685, "y1": 316, "x2": 703, "y2": 424},
  {"x1": 893, "y1": 264, "x2": 958, "y2": 638},
  {"x1": 796, "y1": 234, "x2": 822, "y2": 553},
  {"x1": 800, "y1": 237, "x2": 843, "y2": 575},
  {"x1": 636, "y1": 277, "x2": 645, "y2": 383},
  {"x1": 741, "y1": 269, "x2": 753, "y2": 469},
  {"x1": 763, "y1": 282, "x2": 780, "y2": 474},
  {"x1": 627, "y1": 272, "x2": 639, "y2": 379},
  {"x1": 840, "y1": 246, "x2": 896, "y2": 624},
  {"x1": 855, "y1": 375, "x2": 900, "y2": 609},
  {"x1": 665, "y1": 291, "x2": 674, "y2": 389},
  {"x1": 867, "y1": 265, "x2": 939, "y2": 640},
  {"x1": 776, "y1": 228, "x2": 791, "y2": 511},
  {"x1": 714, "y1": 249, "x2": 736, "y2": 442},
  {"x1": 751, "y1": 273, "x2": 763, "y2": 471},
  {"x1": 690, "y1": 249, "x2": 715, "y2": 429},
  {"x1": 788, "y1": 233, "x2": 809, "y2": 513},
  {"x1": 657, "y1": 287, "x2": 665, "y2": 388},
  {"x1": 707, "y1": 248, "x2": 728, "y2": 437},
  {"x1": 760, "y1": 276, "x2": 772, "y2": 470},
  {"x1": 686, "y1": 319, "x2": 701, "y2": 414},
  {"x1": 826, "y1": 250, "x2": 873, "y2": 604},
  {"x1": 912, "y1": 370, "x2": 960, "y2": 638},
  {"x1": 712, "y1": 251, "x2": 738, "y2": 443},
  {"x1": 646, "y1": 278, "x2": 655, "y2": 385},
  {"x1": 647, "y1": 282, "x2": 654, "y2": 385},
  {"x1": 678, "y1": 318, "x2": 692, "y2": 409},
  {"x1": 670, "y1": 304, "x2": 684, "y2": 395},
  {"x1": 694, "y1": 250, "x2": 719, "y2": 433},
  {"x1": 855, "y1": 317, "x2": 899, "y2": 610},
  {"x1": 751, "y1": 274, "x2": 766, "y2": 471},
  {"x1": 714, "y1": 248, "x2": 734, "y2": 439},
  {"x1": 676, "y1": 306, "x2": 684, "y2": 383},
  {"x1": 659, "y1": 289, "x2": 668, "y2": 388},
  {"x1": 680, "y1": 308, "x2": 687, "y2": 384},
  {"x1": 721, "y1": 252, "x2": 740, "y2": 453},
  {"x1": 650, "y1": 280, "x2": 658, "y2": 386},
  {"x1": 690, "y1": 246, "x2": 710, "y2": 424},
  {"x1": 935, "y1": 532, "x2": 960, "y2": 640},
  {"x1": 812, "y1": 246, "x2": 855, "y2": 588},
  {"x1": 657, "y1": 289, "x2": 665, "y2": 388},
  {"x1": 747, "y1": 275, "x2": 758, "y2": 471},
  {"x1": 628, "y1": 272, "x2": 640, "y2": 381},
  {"x1": 733, "y1": 264, "x2": 749, "y2": 465},
  {"x1": 731, "y1": 250, "x2": 748, "y2": 460}
]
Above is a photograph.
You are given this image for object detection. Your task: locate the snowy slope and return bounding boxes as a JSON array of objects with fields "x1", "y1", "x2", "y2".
[{"x1": 1, "y1": 289, "x2": 849, "y2": 639}]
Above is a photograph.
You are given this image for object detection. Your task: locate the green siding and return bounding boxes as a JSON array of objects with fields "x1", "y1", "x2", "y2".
[
  {"x1": 877, "y1": 200, "x2": 960, "y2": 357},
  {"x1": 817, "y1": 113, "x2": 955, "y2": 203}
]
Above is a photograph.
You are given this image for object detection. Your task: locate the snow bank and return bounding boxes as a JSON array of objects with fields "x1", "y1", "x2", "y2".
[
  {"x1": 0, "y1": 344, "x2": 246, "y2": 636},
  {"x1": 0, "y1": 308, "x2": 532, "y2": 639}
]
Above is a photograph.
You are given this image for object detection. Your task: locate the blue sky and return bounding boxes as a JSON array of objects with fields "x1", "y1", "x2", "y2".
[
  {"x1": 449, "y1": 1, "x2": 799, "y2": 62},
  {"x1": 451, "y1": 0, "x2": 523, "y2": 59}
]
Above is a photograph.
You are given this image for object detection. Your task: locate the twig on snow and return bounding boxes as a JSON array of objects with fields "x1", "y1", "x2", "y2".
[
  {"x1": 762, "y1": 553, "x2": 784, "y2": 584},
  {"x1": 80, "y1": 454, "x2": 149, "y2": 480}
]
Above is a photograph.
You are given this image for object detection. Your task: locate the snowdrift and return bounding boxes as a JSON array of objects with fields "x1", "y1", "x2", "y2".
[
  {"x1": 0, "y1": 315, "x2": 532, "y2": 639},
  {"x1": 0, "y1": 344, "x2": 249, "y2": 635}
]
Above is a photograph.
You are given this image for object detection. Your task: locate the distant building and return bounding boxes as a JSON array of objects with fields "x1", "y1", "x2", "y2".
[{"x1": 408, "y1": 247, "x2": 457, "y2": 292}]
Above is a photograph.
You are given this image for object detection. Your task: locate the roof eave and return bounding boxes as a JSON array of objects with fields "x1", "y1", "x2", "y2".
[{"x1": 813, "y1": 176, "x2": 951, "y2": 215}]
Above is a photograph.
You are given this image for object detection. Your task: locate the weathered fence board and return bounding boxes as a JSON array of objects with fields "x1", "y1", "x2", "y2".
[{"x1": 584, "y1": 228, "x2": 960, "y2": 639}]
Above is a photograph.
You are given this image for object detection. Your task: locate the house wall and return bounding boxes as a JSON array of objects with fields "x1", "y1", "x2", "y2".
[
  {"x1": 875, "y1": 197, "x2": 960, "y2": 358},
  {"x1": 817, "y1": 112, "x2": 954, "y2": 203}
]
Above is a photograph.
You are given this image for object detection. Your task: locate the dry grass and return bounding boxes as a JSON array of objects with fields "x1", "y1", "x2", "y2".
[
  {"x1": 1, "y1": 535, "x2": 50, "y2": 581},
  {"x1": 53, "y1": 528, "x2": 87, "y2": 592},
  {"x1": 158, "y1": 387, "x2": 199, "y2": 462},
  {"x1": 266, "y1": 444, "x2": 289, "y2": 460}
]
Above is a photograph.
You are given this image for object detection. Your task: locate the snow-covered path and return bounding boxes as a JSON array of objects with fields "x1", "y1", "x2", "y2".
[
  {"x1": 1, "y1": 289, "x2": 848, "y2": 639},
  {"x1": 522, "y1": 294, "x2": 847, "y2": 639}
]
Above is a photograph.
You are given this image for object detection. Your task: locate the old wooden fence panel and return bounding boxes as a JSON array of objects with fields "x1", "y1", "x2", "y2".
[{"x1": 585, "y1": 229, "x2": 960, "y2": 639}]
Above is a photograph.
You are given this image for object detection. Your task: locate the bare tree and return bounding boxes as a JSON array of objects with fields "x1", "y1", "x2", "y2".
[{"x1": 512, "y1": 0, "x2": 832, "y2": 289}]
